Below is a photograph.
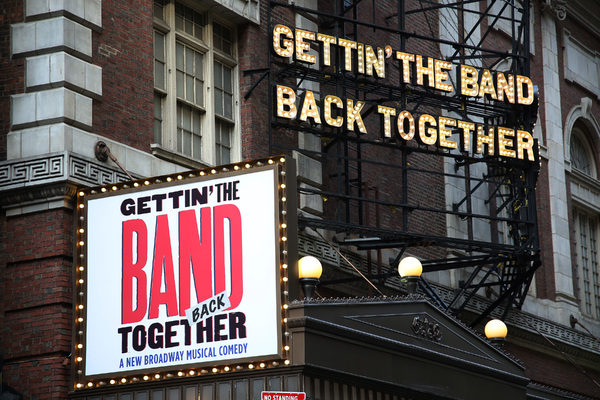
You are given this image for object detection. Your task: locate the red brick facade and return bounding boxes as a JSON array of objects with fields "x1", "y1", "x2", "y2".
[
  {"x1": 1, "y1": 1, "x2": 600, "y2": 399},
  {"x1": 92, "y1": 1, "x2": 155, "y2": 152},
  {"x1": 1, "y1": 210, "x2": 74, "y2": 398}
]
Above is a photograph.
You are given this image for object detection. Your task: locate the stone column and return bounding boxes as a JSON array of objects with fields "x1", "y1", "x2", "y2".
[{"x1": 540, "y1": 6, "x2": 578, "y2": 317}]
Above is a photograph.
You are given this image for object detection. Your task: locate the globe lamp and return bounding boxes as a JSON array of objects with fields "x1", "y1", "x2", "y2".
[
  {"x1": 485, "y1": 319, "x2": 508, "y2": 348},
  {"x1": 398, "y1": 256, "x2": 422, "y2": 295},
  {"x1": 298, "y1": 256, "x2": 322, "y2": 299}
]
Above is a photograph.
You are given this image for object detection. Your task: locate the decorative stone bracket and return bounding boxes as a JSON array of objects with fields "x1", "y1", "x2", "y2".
[{"x1": 541, "y1": 0, "x2": 567, "y2": 20}]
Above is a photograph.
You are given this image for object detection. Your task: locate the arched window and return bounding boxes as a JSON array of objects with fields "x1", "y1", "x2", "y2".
[
  {"x1": 570, "y1": 127, "x2": 597, "y2": 178},
  {"x1": 570, "y1": 123, "x2": 600, "y2": 318}
]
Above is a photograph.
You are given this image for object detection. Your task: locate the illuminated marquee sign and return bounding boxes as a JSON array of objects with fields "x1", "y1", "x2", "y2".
[
  {"x1": 272, "y1": 24, "x2": 537, "y2": 162},
  {"x1": 74, "y1": 157, "x2": 294, "y2": 389}
]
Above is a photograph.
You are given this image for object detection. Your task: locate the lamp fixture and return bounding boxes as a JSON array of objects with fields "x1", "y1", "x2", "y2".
[
  {"x1": 484, "y1": 319, "x2": 508, "y2": 348},
  {"x1": 398, "y1": 256, "x2": 422, "y2": 295},
  {"x1": 298, "y1": 256, "x2": 322, "y2": 299}
]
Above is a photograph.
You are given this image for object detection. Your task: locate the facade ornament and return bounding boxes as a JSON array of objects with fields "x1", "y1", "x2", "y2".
[
  {"x1": 541, "y1": 0, "x2": 567, "y2": 21},
  {"x1": 412, "y1": 316, "x2": 443, "y2": 341},
  {"x1": 0, "y1": 152, "x2": 133, "y2": 215},
  {"x1": 580, "y1": 97, "x2": 593, "y2": 120}
]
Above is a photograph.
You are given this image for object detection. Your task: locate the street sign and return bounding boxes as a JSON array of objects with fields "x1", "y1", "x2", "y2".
[{"x1": 261, "y1": 392, "x2": 306, "y2": 400}]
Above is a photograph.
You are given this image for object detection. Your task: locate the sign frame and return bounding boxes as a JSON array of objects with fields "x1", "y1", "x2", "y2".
[{"x1": 72, "y1": 156, "x2": 297, "y2": 389}]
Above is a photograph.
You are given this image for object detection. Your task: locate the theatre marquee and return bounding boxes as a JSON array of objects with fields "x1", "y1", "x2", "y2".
[{"x1": 73, "y1": 156, "x2": 296, "y2": 389}]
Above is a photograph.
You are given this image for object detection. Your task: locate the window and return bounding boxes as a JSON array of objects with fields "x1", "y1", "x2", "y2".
[
  {"x1": 486, "y1": 0, "x2": 535, "y2": 54},
  {"x1": 571, "y1": 125, "x2": 600, "y2": 318},
  {"x1": 153, "y1": 0, "x2": 239, "y2": 167},
  {"x1": 570, "y1": 130, "x2": 596, "y2": 177},
  {"x1": 214, "y1": 59, "x2": 234, "y2": 165},
  {"x1": 574, "y1": 209, "x2": 600, "y2": 318}
]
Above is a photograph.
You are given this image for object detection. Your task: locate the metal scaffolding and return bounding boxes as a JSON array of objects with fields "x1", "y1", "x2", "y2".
[{"x1": 260, "y1": 0, "x2": 539, "y2": 327}]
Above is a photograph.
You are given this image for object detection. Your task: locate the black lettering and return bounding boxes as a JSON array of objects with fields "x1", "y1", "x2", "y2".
[
  {"x1": 214, "y1": 314, "x2": 228, "y2": 341},
  {"x1": 214, "y1": 183, "x2": 223, "y2": 202},
  {"x1": 118, "y1": 326, "x2": 132, "y2": 353},
  {"x1": 152, "y1": 193, "x2": 167, "y2": 212},
  {"x1": 132, "y1": 325, "x2": 147, "y2": 351},
  {"x1": 137, "y1": 196, "x2": 151, "y2": 214},
  {"x1": 118, "y1": 186, "x2": 213, "y2": 216},
  {"x1": 217, "y1": 293, "x2": 226, "y2": 308},
  {"x1": 120, "y1": 198, "x2": 136, "y2": 216},
  {"x1": 165, "y1": 320, "x2": 179, "y2": 348},
  {"x1": 229, "y1": 312, "x2": 247, "y2": 339},
  {"x1": 196, "y1": 317, "x2": 214, "y2": 343},
  {"x1": 200, "y1": 303, "x2": 209, "y2": 319},
  {"x1": 148, "y1": 323, "x2": 164, "y2": 349},
  {"x1": 223, "y1": 182, "x2": 232, "y2": 201},
  {"x1": 169, "y1": 190, "x2": 183, "y2": 209},
  {"x1": 191, "y1": 187, "x2": 208, "y2": 205},
  {"x1": 232, "y1": 180, "x2": 240, "y2": 200},
  {"x1": 180, "y1": 319, "x2": 192, "y2": 345}
]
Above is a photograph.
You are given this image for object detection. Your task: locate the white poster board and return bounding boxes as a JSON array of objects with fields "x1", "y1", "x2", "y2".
[{"x1": 82, "y1": 166, "x2": 283, "y2": 378}]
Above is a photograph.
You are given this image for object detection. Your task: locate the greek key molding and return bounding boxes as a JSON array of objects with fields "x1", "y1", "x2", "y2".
[
  {"x1": 0, "y1": 152, "x2": 134, "y2": 211},
  {"x1": 69, "y1": 154, "x2": 132, "y2": 186},
  {"x1": 0, "y1": 151, "x2": 132, "y2": 190},
  {"x1": 0, "y1": 154, "x2": 65, "y2": 187},
  {"x1": 298, "y1": 232, "x2": 370, "y2": 275}
]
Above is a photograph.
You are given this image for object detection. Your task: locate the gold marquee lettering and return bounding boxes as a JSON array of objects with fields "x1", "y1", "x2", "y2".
[
  {"x1": 274, "y1": 85, "x2": 536, "y2": 162},
  {"x1": 271, "y1": 24, "x2": 538, "y2": 162}
]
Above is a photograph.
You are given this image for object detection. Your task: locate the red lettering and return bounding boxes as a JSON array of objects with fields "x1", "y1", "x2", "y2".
[
  {"x1": 122, "y1": 203, "x2": 244, "y2": 322},
  {"x1": 122, "y1": 219, "x2": 148, "y2": 324},
  {"x1": 214, "y1": 204, "x2": 243, "y2": 309},
  {"x1": 178, "y1": 208, "x2": 212, "y2": 316},
  {"x1": 149, "y1": 215, "x2": 178, "y2": 319}
]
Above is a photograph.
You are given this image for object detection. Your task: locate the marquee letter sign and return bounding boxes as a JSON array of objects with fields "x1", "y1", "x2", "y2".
[{"x1": 271, "y1": 23, "x2": 539, "y2": 163}]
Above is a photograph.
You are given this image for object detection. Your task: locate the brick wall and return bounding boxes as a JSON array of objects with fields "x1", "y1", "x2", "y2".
[
  {"x1": 2, "y1": 1, "x2": 598, "y2": 398},
  {"x1": 0, "y1": 0, "x2": 155, "y2": 396},
  {"x1": 0, "y1": 209, "x2": 74, "y2": 399},
  {"x1": 239, "y1": 21, "x2": 272, "y2": 161},
  {"x1": 92, "y1": 0, "x2": 154, "y2": 153},
  {"x1": 0, "y1": 3, "x2": 71, "y2": 398},
  {"x1": 554, "y1": 10, "x2": 600, "y2": 304},
  {"x1": 507, "y1": 341, "x2": 600, "y2": 398},
  {"x1": 535, "y1": 158, "x2": 556, "y2": 300}
]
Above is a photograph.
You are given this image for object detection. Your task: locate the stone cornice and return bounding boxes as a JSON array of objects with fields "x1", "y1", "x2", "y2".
[
  {"x1": 566, "y1": 1, "x2": 600, "y2": 38},
  {"x1": 0, "y1": 182, "x2": 78, "y2": 207},
  {"x1": 0, "y1": 151, "x2": 133, "y2": 214},
  {"x1": 0, "y1": 151, "x2": 133, "y2": 190}
]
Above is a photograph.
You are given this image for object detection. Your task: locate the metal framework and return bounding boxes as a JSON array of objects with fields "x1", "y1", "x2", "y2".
[{"x1": 257, "y1": 0, "x2": 540, "y2": 327}]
